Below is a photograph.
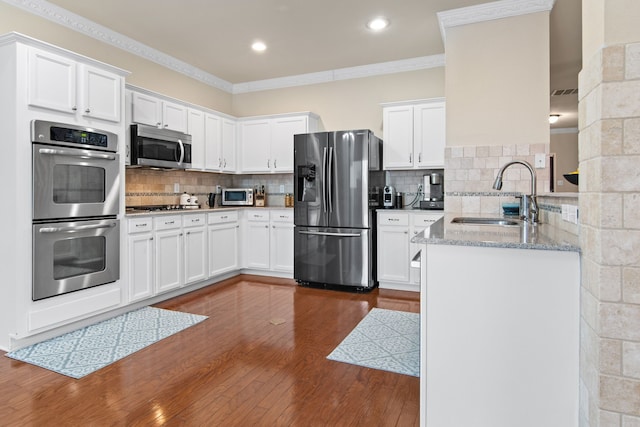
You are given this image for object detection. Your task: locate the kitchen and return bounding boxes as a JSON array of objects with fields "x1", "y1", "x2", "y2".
[{"x1": 0, "y1": 0, "x2": 638, "y2": 426}]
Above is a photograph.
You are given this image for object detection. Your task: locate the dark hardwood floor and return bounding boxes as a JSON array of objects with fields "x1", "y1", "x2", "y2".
[{"x1": 0, "y1": 275, "x2": 420, "y2": 426}]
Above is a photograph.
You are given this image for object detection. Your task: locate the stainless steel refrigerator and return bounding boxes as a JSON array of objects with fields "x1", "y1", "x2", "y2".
[{"x1": 293, "y1": 130, "x2": 384, "y2": 290}]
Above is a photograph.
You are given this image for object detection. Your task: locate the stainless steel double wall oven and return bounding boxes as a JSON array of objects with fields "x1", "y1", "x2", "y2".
[{"x1": 31, "y1": 120, "x2": 120, "y2": 301}]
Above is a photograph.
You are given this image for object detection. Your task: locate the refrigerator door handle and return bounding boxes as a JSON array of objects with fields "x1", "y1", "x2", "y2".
[
  {"x1": 322, "y1": 147, "x2": 328, "y2": 213},
  {"x1": 328, "y1": 146, "x2": 334, "y2": 213},
  {"x1": 299, "y1": 230, "x2": 362, "y2": 237}
]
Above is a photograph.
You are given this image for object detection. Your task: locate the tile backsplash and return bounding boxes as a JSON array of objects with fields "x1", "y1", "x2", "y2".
[{"x1": 125, "y1": 169, "x2": 294, "y2": 207}]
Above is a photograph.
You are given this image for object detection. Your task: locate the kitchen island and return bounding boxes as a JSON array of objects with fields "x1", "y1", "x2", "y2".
[{"x1": 413, "y1": 215, "x2": 580, "y2": 427}]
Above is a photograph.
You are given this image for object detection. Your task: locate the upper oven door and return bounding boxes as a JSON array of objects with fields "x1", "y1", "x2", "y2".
[{"x1": 32, "y1": 143, "x2": 120, "y2": 220}]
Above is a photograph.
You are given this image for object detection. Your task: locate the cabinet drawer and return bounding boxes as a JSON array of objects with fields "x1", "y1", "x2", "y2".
[
  {"x1": 412, "y1": 213, "x2": 443, "y2": 228},
  {"x1": 378, "y1": 212, "x2": 409, "y2": 226},
  {"x1": 128, "y1": 217, "x2": 153, "y2": 234},
  {"x1": 183, "y1": 213, "x2": 206, "y2": 227},
  {"x1": 246, "y1": 210, "x2": 269, "y2": 222},
  {"x1": 208, "y1": 210, "x2": 238, "y2": 225},
  {"x1": 271, "y1": 210, "x2": 293, "y2": 223},
  {"x1": 154, "y1": 215, "x2": 182, "y2": 231}
]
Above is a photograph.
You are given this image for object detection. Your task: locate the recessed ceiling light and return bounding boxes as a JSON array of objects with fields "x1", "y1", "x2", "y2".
[
  {"x1": 252, "y1": 41, "x2": 267, "y2": 52},
  {"x1": 366, "y1": 17, "x2": 389, "y2": 31}
]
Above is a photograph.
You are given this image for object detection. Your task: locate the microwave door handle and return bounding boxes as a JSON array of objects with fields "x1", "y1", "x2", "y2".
[
  {"x1": 176, "y1": 139, "x2": 185, "y2": 165},
  {"x1": 38, "y1": 148, "x2": 116, "y2": 161},
  {"x1": 38, "y1": 222, "x2": 117, "y2": 234}
]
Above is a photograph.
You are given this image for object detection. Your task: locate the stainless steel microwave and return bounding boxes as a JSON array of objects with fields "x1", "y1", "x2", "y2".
[
  {"x1": 221, "y1": 188, "x2": 254, "y2": 206},
  {"x1": 130, "y1": 124, "x2": 192, "y2": 169}
]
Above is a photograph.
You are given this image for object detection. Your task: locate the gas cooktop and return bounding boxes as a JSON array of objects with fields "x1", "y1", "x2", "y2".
[{"x1": 126, "y1": 205, "x2": 199, "y2": 212}]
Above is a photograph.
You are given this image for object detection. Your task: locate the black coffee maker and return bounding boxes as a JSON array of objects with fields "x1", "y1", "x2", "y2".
[{"x1": 420, "y1": 172, "x2": 444, "y2": 210}]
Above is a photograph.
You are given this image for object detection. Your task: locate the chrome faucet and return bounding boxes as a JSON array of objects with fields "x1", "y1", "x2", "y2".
[{"x1": 492, "y1": 160, "x2": 539, "y2": 223}]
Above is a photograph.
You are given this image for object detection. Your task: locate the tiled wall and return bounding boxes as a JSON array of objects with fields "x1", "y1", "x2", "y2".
[
  {"x1": 443, "y1": 143, "x2": 551, "y2": 215},
  {"x1": 125, "y1": 169, "x2": 294, "y2": 207},
  {"x1": 578, "y1": 43, "x2": 640, "y2": 426}
]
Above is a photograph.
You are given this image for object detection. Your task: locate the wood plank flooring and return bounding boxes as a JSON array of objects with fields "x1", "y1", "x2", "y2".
[{"x1": 0, "y1": 275, "x2": 420, "y2": 426}]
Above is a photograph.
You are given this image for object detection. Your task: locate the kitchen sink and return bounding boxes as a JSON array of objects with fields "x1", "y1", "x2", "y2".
[{"x1": 451, "y1": 217, "x2": 520, "y2": 226}]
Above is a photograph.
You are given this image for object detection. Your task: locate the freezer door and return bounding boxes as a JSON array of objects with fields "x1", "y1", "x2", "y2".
[
  {"x1": 327, "y1": 130, "x2": 370, "y2": 229},
  {"x1": 294, "y1": 132, "x2": 328, "y2": 227},
  {"x1": 294, "y1": 226, "x2": 374, "y2": 289}
]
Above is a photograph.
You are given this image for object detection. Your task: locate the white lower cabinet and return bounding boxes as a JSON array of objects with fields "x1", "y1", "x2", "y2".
[
  {"x1": 243, "y1": 209, "x2": 294, "y2": 274},
  {"x1": 270, "y1": 211, "x2": 294, "y2": 273},
  {"x1": 245, "y1": 210, "x2": 271, "y2": 269},
  {"x1": 183, "y1": 214, "x2": 207, "y2": 285},
  {"x1": 127, "y1": 217, "x2": 155, "y2": 302},
  {"x1": 377, "y1": 211, "x2": 442, "y2": 292},
  {"x1": 125, "y1": 208, "x2": 292, "y2": 306},
  {"x1": 208, "y1": 211, "x2": 239, "y2": 276},
  {"x1": 154, "y1": 215, "x2": 183, "y2": 293}
]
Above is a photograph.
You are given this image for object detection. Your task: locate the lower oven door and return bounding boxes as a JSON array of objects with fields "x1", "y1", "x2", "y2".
[{"x1": 33, "y1": 218, "x2": 120, "y2": 301}]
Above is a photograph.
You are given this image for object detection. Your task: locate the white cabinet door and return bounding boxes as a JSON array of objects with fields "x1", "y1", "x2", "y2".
[
  {"x1": 204, "y1": 113, "x2": 222, "y2": 171},
  {"x1": 183, "y1": 225, "x2": 207, "y2": 285},
  {"x1": 377, "y1": 225, "x2": 411, "y2": 283},
  {"x1": 221, "y1": 118, "x2": 237, "y2": 172},
  {"x1": 271, "y1": 116, "x2": 307, "y2": 173},
  {"x1": 27, "y1": 48, "x2": 77, "y2": 115},
  {"x1": 162, "y1": 100, "x2": 188, "y2": 133},
  {"x1": 155, "y1": 229, "x2": 183, "y2": 293},
  {"x1": 414, "y1": 101, "x2": 445, "y2": 168},
  {"x1": 81, "y1": 65, "x2": 121, "y2": 122},
  {"x1": 132, "y1": 92, "x2": 162, "y2": 127},
  {"x1": 383, "y1": 105, "x2": 414, "y2": 169},
  {"x1": 245, "y1": 219, "x2": 270, "y2": 269},
  {"x1": 128, "y1": 233, "x2": 154, "y2": 302},
  {"x1": 208, "y1": 223, "x2": 239, "y2": 276},
  {"x1": 240, "y1": 119, "x2": 271, "y2": 172},
  {"x1": 188, "y1": 108, "x2": 206, "y2": 170},
  {"x1": 270, "y1": 222, "x2": 294, "y2": 272},
  {"x1": 131, "y1": 92, "x2": 187, "y2": 132}
]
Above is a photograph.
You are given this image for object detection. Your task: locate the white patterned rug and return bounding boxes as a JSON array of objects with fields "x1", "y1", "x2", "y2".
[
  {"x1": 6, "y1": 306, "x2": 207, "y2": 379},
  {"x1": 327, "y1": 308, "x2": 420, "y2": 377}
]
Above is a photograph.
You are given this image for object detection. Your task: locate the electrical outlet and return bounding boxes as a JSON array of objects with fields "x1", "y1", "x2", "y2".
[
  {"x1": 174, "y1": 183, "x2": 180, "y2": 193},
  {"x1": 279, "y1": 184, "x2": 285, "y2": 193},
  {"x1": 535, "y1": 153, "x2": 546, "y2": 169},
  {"x1": 561, "y1": 204, "x2": 579, "y2": 224},
  {"x1": 216, "y1": 185, "x2": 221, "y2": 194}
]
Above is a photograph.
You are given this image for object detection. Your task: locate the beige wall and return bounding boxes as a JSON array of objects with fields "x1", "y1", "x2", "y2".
[
  {"x1": 445, "y1": 12, "x2": 550, "y2": 147},
  {"x1": 232, "y1": 68, "x2": 444, "y2": 137},
  {"x1": 0, "y1": 2, "x2": 232, "y2": 113},
  {"x1": 582, "y1": 0, "x2": 640, "y2": 61},
  {"x1": 550, "y1": 131, "x2": 579, "y2": 192}
]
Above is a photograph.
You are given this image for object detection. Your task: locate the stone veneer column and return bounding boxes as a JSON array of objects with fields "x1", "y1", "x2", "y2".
[{"x1": 578, "y1": 40, "x2": 640, "y2": 427}]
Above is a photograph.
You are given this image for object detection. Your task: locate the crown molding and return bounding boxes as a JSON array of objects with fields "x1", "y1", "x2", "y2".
[
  {"x1": 232, "y1": 55, "x2": 445, "y2": 94},
  {"x1": 4, "y1": 0, "x2": 445, "y2": 94},
  {"x1": 3, "y1": 0, "x2": 234, "y2": 92},
  {"x1": 437, "y1": 0, "x2": 556, "y2": 43}
]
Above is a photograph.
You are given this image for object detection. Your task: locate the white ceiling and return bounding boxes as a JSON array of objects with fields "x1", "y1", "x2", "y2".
[{"x1": 42, "y1": 0, "x2": 582, "y2": 128}]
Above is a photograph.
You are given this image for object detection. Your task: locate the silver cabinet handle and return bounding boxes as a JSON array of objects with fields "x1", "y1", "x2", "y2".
[
  {"x1": 274, "y1": 159, "x2": 277, "y2": 169},
  {"x1": 85, "y1": 108, "x2": 91, "y2": 113},
  {"x1": 39, "y1": 222, "x2": 117, "y2": 233},
  {"x1": 71, "y1": 106, "x2": 77, "y2": 111},
  {"x1": 38, "y1": 148, "x2": 116, "y2": 161}
]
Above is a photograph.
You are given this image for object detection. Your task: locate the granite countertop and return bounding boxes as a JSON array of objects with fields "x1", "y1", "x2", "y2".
[
  {"x1": 125, "y1": 206, "x2": 292, "y2": 216},
  {"x1": 412, "y1": 213, "x2": 580, "y2": 252}
]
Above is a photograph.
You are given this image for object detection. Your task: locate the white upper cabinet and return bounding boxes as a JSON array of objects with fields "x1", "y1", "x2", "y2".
[
  {"x1": 131, "y1": 91, "x2": 188, "y2": 133},
  {"x1": 239, "y1": 113, "x2": 319, "y2": 173},
  {"x1": 382, "y1": 99, "x2": 445, "y2": 170},
  {"x1": 204, "y1": 114, "x2": 236, "y2": 173},
  {"x1": 28, "y1": 47, "x2": 122, "y2": 123},
  {"x1": 239, "y1": 119, "x2": 272, "y2": 173},
  {"x1": 187, "y1": 108, "x2": 206, "y2": 170}
]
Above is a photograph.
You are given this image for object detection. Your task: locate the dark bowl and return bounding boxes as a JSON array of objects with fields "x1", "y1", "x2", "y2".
[{"x1": 563, "y1": 173, "x2": 579, "y2": 185}]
